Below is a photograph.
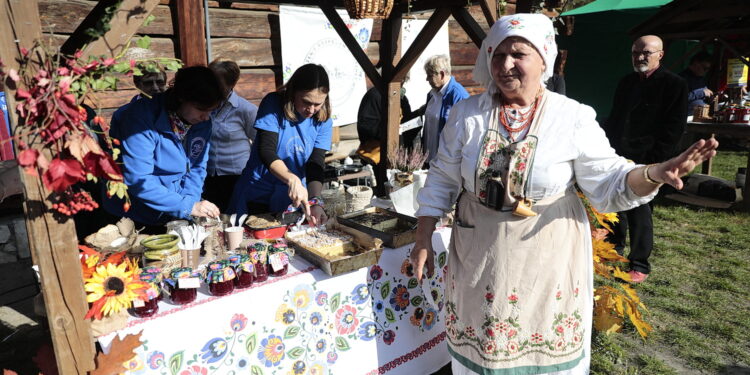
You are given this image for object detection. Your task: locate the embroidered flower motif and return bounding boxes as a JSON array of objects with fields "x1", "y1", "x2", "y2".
[
  {"x1": 389, "y1": 284, "x2": 410, "y2": 311},
  {"x1": 147, "y1": 351, "x2": 165, "y2": 369},
  {"x1": 485, "y1": 328, "x2": 495, "y2": 337},
  {"x1": 180, "y1": 365, "x2": 208, "y2": 375},
  {"x1": 410, "y1": 307, "x2": 424, "y2": 326},
  {"x1": 423, "y1": 308, "x2": 437, "y2": 330},
  {"x1": 230, "y1": 313, "x2": 248, "y2": 332},
  {"x1": 465, "y1": 326, "x2": 476, "y2": 337},
  {"x1": 555, "y1": 325, "x2": 565, "y2": 335},
  {"x1": 200, "y1": 338, "x2": 227, "y2": 364},
  {"x1": 310, "y1": 311, "x2": 322, "y2": 326},
  {"x1": 485, "y1": 292, "x2": 494, "y2": 303},
  {"x1": 292, "y1": 360, "x2": 306, "y2": 375},
  {"x1": 358, "y1": 322, "x2": 378, "y2": 341},
  {"x1": 565, "y1": 317, "x2": 576, "y2": 329},
  {"x1": 369, "y1": 265, "x2": 383, "y2": 280},
  {"x1": 531, "y1": 333, "x2": 544, "y2": 344},
  {"x1": 506, "y1": 341, "x2": 520, "y2": 354},
  {"x1": 351, "y1": 283, "x2": 369, "y2": 304},
  {"x1": 487, "y1": 46, "x2": 492, "y2": 54},
  {"x1": 507, "y1": 328, "x2": 517, "y2": 339},
  {"x1": 315, "y1": 291, "x2": 328, "y2": 306},
  {"x1": 293, "y1": 285, "x2": 313, "y2": 310},
  {"x1": 383, "y1": 329, "x2": 396, "y2": 345},
  {"x1": 327, "y1": 351, "x2": 339, "y2": 364},
  {"x1": 508, "y1": 294, "x2": 518, "y2": 304},
  {"x1": 400, "y1": 260, "x2": 414, "y2": 277},
  {"x1": 275, "y1": 304, "x2": 296, "y2": 325},
  {"x1": 494, "y1": 321, "x2": 510, "y2": 333},
  {"x1": 555, "y1": 337, "x2": 567, "y2": 351},
  {"x1": 258, "y1": 334, "x2": 285, "y2": 367},
  {"x1": 573, "y1": 333, "x2": 583, "y2": 344},
  {"x1": 574, "y1": 287, "x2": 579, "y2": 298},
  {"x1": 556, "y1": 290, "x2": 562, "y2": 300},
  {"x1": 483, "y1": 340, "x2": 496, "y2": 354},
  {"x1": 334, "y1": 305, "x2": 359, "y2": 335},
  {"x1": 316, "y1": 339, "x2": 326, "y2": 353},
  {"x1": 516, "y1": 161, "x2": 526, "y2": 172}
]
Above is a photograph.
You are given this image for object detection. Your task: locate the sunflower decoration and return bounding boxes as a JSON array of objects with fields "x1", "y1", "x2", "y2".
[{"x1": 84, "y1": 261, "x2": 148, "y2": 320}]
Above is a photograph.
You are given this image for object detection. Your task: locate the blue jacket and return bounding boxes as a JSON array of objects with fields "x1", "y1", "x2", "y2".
[
  {"x1": 425, "y1": 76, "x2": 469, "y2": 135},
  {"x1": 103, "y1": 94, "x2": 212, "y2": 225}
]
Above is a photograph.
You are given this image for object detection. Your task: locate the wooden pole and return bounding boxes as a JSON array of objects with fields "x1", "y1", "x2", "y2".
[
  {"x1": 478, "y1": 0, "x2": 497, "y2": 27},
  {"x1": 375, "y1": 10, "x2": 402, "y2": 195},
  {"x1": 0, "y1": 0, "x2": 96, "y2": 373},
  {"x1": 173, "y1": 0, "x2": 208, "y2": 66},
  {"x1": 451, "y1": 6, "x2": 487, "y2": 48}
]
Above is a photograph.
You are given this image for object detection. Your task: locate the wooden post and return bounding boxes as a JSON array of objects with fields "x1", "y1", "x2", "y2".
[
  {"x1": 0, "y1": 0, "x2": 96, "y2": 373},
  {"x1": 375, "y1": 10, "x2": 402, "y2": 195},
  {"x1": 478, "y1": 0, "x2": 497, "y2": 27},
  {"x1": 451, "y1": 6, "x2": 487, "y2": 48},
  {"x1": 61, "y1": 0, "x2": 160, "y2": 59},
  {"x1": 173, "y1": 0, "x2": 208, "y2": 66}
]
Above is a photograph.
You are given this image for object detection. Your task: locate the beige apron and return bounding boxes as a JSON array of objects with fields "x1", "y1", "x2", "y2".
[{"x1": 445, "y1": 93, "x2": 592, "y2": 374}]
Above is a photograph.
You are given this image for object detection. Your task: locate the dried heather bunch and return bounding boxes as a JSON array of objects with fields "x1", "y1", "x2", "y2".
[{"x1": 388, "y1": 143, "x2": 428, "y2": 172}]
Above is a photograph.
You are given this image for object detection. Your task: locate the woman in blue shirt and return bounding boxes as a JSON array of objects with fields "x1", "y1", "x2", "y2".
[
  {"x1": 229, "y1": 64, "x2": 332, "y2": 225},
  {"x1": 103, "y1": 66, "x2": 224, "y2": 230}
]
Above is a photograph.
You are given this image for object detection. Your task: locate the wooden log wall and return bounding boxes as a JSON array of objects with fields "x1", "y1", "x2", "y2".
[{"x1": 37, "y1": 0, "x2": 516, "y2": 120}]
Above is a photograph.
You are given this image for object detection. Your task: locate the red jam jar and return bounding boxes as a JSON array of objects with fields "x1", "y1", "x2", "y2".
[
  {"x1": 267, "y1": 241, "x2": 291, "y2": 277},
  {"x1": 131, "y1": 271, "x2": 160, "y2": 318},
  {"x1": 205, "y1": 260, "x2": 236, "y2": 296},
  {"x1": 141, "y1": 266, "x2": 163, "y2": 302},
  {"x1": 248, "y1": 243, "x2": 269, "y2": 283},
  {"x1": 228, "y1": 254, "x2": 254, "y2": 289},
  {"x1": 167, "y1": 267, "x2": 199, "y2": 305}
]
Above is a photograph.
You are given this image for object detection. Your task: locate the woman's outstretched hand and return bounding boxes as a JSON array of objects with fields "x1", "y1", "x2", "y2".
[{"x1": 650, "y1": 138, "x2": 719, "y2": 189}]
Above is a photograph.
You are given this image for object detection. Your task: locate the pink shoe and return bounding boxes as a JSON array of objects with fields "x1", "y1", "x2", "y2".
[{"x1": 628, "y1": 270, "x2": 649, "y2": 283}]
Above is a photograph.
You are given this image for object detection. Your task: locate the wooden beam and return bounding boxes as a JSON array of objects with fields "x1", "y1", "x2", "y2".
[
  {"x1": 375, "y1": 11, "x2": 402, "y2": 195},
  {"x1": 173, "y1": 0, "x2": 207, "y2": 66},
  {"x1": 665, "y1": 5, "x2": 750, "y2": 25},
  {"x1": 0, "y1": 1, "x2": 96, "y2": 374},
  {"x1": 716, "y1": 37, "x2": 750, "y2": 68},
  {"x1": 668, "y1": 36, "x2": 711, "y2": 71},
  {"x1": 62, "y1": 0, "x2": 160, "y2": 59},
  {"x1": 451, "y1": 6, "x2": 487, "y2": 48},
  {"x1": 392, "y1": 6, "x2": 453, "y2": 83},
  {"x1": 319, "y1": 1, "x2": 382, "y2": 87},
  {"x1": 656, "y1": 27, "x2": 750, "y2": 41},
  {"x1": 478, "y1": 0, "x2": 496, "y2": 27},
  {"x1": 629, "y1": 0, "x2": 702, "y2": 37}
]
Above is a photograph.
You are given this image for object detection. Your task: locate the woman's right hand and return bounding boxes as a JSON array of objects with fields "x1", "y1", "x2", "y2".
[
  {"x1": 409, "y1": 216, "x2": 439, "y2": 282},
  {"x1": 286, "y1": 174, "x2": 309, "y2": 215},
  {"x1": 191, "y1": 200, "x2": 220, "y2": 218}
]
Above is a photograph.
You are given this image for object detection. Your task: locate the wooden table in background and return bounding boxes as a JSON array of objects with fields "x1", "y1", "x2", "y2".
[{"x1": 686, "y1": 122, "x2": 750, "y2": 209}]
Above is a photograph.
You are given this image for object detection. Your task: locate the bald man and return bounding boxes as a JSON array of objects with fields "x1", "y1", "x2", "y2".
[{"x1": 602, "y1": 35, "x2": 688, "y2": 283}]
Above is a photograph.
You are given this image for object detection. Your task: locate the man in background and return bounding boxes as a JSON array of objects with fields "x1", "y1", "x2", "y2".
[{"x1": 679, "y1": 51, "x2": 713, "y2": 113}]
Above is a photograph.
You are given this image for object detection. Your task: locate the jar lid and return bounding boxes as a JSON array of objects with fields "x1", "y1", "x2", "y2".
[
  {"x1": 171, "y1": 267, "x2": 195, "y2": 279},
  {"x1": 205, "y1": 261, "x2": 236, "y2": 283}
]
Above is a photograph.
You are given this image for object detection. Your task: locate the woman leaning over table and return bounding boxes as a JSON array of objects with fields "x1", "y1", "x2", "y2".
[
  {"x1": 408, "y1": 14, "x2": 718, "y2": 375},
  {"x1": 228, "y1": 64, "x2": 332, "y2": 225},
  {"x1": 103, "y1": 66, "x2": 223, "y2": 232}
]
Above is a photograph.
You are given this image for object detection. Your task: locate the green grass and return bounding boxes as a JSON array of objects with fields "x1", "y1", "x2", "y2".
[{"x1": 591, "y1": 151, "x2": 750, "y2": 374}]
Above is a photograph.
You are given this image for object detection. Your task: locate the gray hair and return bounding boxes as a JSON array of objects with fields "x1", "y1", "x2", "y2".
[{"x1": 424, "y1": 54, "x2": 451, "y2": 75}]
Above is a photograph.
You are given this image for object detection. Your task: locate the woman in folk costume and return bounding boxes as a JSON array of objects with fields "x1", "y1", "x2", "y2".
[{"x1": 409, "y1": 14, "x2": 717, "y2": 375}]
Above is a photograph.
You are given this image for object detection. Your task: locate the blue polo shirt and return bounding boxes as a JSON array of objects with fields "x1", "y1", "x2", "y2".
[{"x1": 228, "y1": 92, "x2": 332, "y2": 214}]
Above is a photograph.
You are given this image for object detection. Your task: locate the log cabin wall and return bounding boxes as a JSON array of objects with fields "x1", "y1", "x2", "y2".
[{"x1": 37, "y1": 0, "x2": 516, "y2": 120}]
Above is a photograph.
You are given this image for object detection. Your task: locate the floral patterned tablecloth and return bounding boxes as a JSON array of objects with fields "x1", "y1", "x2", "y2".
[{"x1": 98, "y1": 228, "x2": 452, "y2": 375}]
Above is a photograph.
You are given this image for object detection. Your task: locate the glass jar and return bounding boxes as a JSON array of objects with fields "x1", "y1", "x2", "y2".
[
  {"x1": 267, "y1": 240, "x2": 292, "y2": 277},
  {"x1": 166, "y1": 267, "x2": 199, "y2": 305},
  {"x1": 141, "y1": 266, "x2": 163, "y2": 301},
  {"x1": 228, "y1": 254, "x2": 254, "y2": 289},
  {"x1": 248, "y1": 242, "x2": 269, "y2": 283},
  {"x1": 131, "y1": 271, "x2": 161, "y2": 318},
  {"x1": 205, "y1": 260, "x2": 236, "y2": 296}
]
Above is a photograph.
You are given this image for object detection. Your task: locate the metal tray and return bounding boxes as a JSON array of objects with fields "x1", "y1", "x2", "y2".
[{"x1": 337, "y1": 207, "x2": 417, "y2": 248}]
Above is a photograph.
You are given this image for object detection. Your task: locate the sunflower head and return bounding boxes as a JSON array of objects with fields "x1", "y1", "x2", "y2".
[{"x1": 84, "y1": 262, "x2": 148, "y2": 320}]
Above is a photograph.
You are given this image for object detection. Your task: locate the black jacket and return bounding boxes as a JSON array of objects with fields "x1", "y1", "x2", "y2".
[
  {"x1": 603, "y1": 66, "x2": 688, "y2": 164},
  {"x1": 356, "y1": 87, "x2": 417, "y2": 143}
]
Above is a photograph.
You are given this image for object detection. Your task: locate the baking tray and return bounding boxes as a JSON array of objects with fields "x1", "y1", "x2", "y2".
[
  {"x1": 337, "y1": 207, "x2": 418, "y2": 248},
  {"x1": 285, "y1": 220, "x2": 383, "y2": 276}
]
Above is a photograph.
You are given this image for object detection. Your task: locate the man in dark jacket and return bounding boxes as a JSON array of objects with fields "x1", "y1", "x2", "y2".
[{"x1": 603, "y1": 35, "x2": 688, "y2": 283}]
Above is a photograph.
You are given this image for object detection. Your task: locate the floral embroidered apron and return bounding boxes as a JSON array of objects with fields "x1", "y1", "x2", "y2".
[{"x1": 445, "y1": 93, "x2": 592, "y2": 374}]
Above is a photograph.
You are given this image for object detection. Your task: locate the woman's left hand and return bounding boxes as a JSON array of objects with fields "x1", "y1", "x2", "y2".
[
  {"x1": 308, "y1": 205, "x2": 328, "y2": 227},
  {"x1": 650, "y1": 138, "x2": 719, "y2": 189}
]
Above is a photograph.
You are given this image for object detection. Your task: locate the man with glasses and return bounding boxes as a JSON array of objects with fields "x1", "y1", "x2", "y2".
[
  {"x1": 602, "y1": 35, "x2": 688, "y2": 283},
  {"x1": 679, "y1": 52, "x2": 713, "y2": 112}
]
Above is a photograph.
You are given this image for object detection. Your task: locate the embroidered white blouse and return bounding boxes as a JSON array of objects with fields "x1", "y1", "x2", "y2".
[{"x1": 416, "y1": 90, "x2": 657, "y2": 218}]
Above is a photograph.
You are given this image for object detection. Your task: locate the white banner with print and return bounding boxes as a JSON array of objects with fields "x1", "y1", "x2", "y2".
[{"x1": 280, "y1": 5, "x2": 373, "y2": 127}]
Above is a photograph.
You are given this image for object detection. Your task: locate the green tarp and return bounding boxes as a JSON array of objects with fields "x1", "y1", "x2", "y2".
[{"x1": 561, "y1": 0, "x2": 672, "y2": 16}]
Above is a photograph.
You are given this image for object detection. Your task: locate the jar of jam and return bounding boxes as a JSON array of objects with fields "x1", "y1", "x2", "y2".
[
  {"x1": 205, "y1": 260, "x2": 236, "y2": 296},
  {"x1": 131, "y1": 271, "x2": 161, "y2": 318},
  {"x1": 248, "y1": 242, "x2": 269, "y2": 283},
  {"x1": 228, "y1": 254, "x2": 254, "y2": 289},
  {"x1": 141, "y1": 266, "x2": 163, "y2": 301},
  {"x1": 166, "y1": 267, "x2": 200, "y2": 305},
  {"x1": 267, "y1": 240, "x2": 292, "y2": 277}
]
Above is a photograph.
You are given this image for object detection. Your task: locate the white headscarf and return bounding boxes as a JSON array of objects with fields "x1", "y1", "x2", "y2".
[{"x1": 472, "y1": 14, "x2": 558, "y2": 95}]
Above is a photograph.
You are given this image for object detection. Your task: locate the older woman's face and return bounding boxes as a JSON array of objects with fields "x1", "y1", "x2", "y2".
[
  {"x1": 293, "y1": 89, "x2": 327, "y2": 119},
  {"x1": 490, "y1": 37, "x2": 545, "y2": 95}
]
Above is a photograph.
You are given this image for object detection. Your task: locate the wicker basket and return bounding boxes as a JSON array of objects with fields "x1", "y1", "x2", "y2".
[{"x1": 344, "y1": 0, "x2": 394, "y2": 19}]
